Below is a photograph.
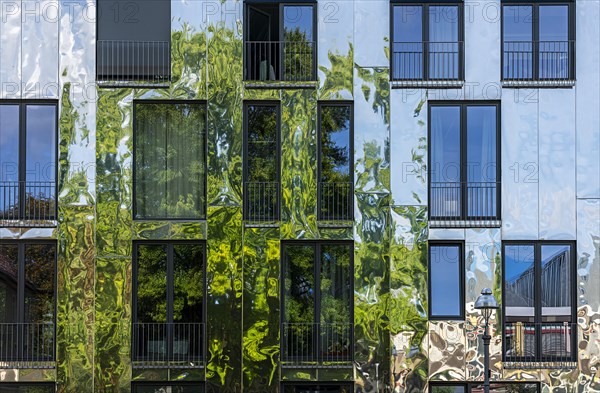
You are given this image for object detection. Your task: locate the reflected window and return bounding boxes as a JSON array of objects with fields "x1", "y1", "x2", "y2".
[
  {"x1": 244, "y1": 2, "x2": 316, "y2": 81},
  {"x1": 429, "y1": 243, "x2": 463, "y2": 319},
  {"x1": 430, "y1": 384, "x2": 466, "y2": 393},
  {"x1": 318, "y1": 103, "x2": 353, "y2": 221},
  {"x1": 502, "y1": 2, "x2": 574, "y2": 82},
  {"x1": 0, "y1": 384, "x2": 55, "y2": 393},
  {"x1": 429, "y1": 103, "x2": 500, "y2": 225},
  {"x1": 391, "y1": 3, "x2": 463, "y2": 82},
  {"x1": 244, "y1": 103, "x2": 280, "y2": 221},
  {"x1": 503, "y1": 242, "x2": 575, "y2": 363},
  {"x1": 470, "y1": 383, "x2": 539, "y2": 393},
  {"x1": 0, "y1": 102, "x2": 57, "y2": 224},
  {"x1": 0, "y1": 242, "x2": 56, "y2": 363},
  {"x1": 132, "y1": 383, "x2": 205, "y2": 393},
  {"x1": 282, "y1": 384, "x2": 354, "y2": 393},
  {"x1": 134, "y1": 102, "x2": 207, "y2": 220},
  {"x1": 133, "y1": 242, "x2": 205, "y2": 364},
  {"x1": 282, "y1": 242, "x2": 353, "y2": 363}
]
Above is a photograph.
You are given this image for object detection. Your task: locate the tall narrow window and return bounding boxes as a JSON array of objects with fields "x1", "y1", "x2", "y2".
[
  {"x1": 244, "y1": 103, "x2": 280, "y2": 221},
  {"x1": 318, "y1": 103, "x2": 353, "y2": 221},
  {"x1": 429, "y1": 102, "x2": 500, "y2": 227},
  {"x1": 502, "y1": 2, "x2": 574, "y2": 84},
  {"x1": 133, "y1": 242, "x2": 205, "y2": 366},
  {"x1": 244, "y1": 2, "x2": 316, "y2": 82},
  {"x1": 391, "y1": 3, "x2": 463, "y2": 84},
  {"x1": 134, "y1": 102, "x2": 207, "y2": 220},
  {"x1": 503, "y1": 242, "x2": 576, "y2": 365},
  {"x1": 428, "y1": 243, "x2": 463, "y2": 319},
  {"x1": 282, "y1": 242, "x2": 353, "y2": 365},
  {"x1": 0, "y1": 102, "x2": 57, "y2": 226},
  {"x1": 0, "y1": 242, "x2": 56, "y2": 364}
]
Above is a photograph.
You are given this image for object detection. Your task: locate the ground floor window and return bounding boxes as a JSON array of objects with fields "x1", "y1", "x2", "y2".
[
  {"x1": 281, "y1": 383, "x2": 353, "y2": 393},
  {"x1": 430, "y1": 383, "x2": 539, "y2": 393},
  {"x1": 131, "y1": 383, "x2": 204, "y2": 393},
  {"x1": 0, "y1": 384, "x2": 55, "y2": 393}
]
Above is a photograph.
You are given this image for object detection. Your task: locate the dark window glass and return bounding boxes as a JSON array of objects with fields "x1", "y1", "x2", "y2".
[
  {"x1": 430, "y1": 385, "x2": 466, "y2": 393},
  {"x1": 429, "y1": 244, "x2": 462, "y2": 318},
  {"x1": 134, "y1": 102, "x2": 206, "y2": 220},
  {"x1": 282, "y1": 242, "x2": 353, "y2": 362},
  {"x1": 318, "y1": 104, "x2": 353, "y2": 221},
  {"x1": 283, "y1": 385, "x2": 353, "y2": 393},
  {"x1": 133, "y1": 242, "x2": 205, "y2": 362},
  {"x1": 429, "y1": 103, "x2": 500, "y2": 223},
  {"x1": 132, "y1": 384, "x2": 205, "y2": 393},
  {"x1": 0, "y1": 242, "x2": 56, "y2": 362},
  {"x1": 244, "y1": 104, "x2": 280, "y2": 221},
  {"x1": 0, "y1": 103, "x2": 57, "y2": 223},
  {"x1": 0, "y1": 384, "x2": 55, "y2": 393},
  {"x1": 470, "y1": 384, "x2": 539, "y2": 393}
]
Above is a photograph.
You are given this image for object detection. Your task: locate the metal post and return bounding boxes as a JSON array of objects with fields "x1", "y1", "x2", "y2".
[{"x1": 483, "y1": 317, "x2": 491, "y2": 393}]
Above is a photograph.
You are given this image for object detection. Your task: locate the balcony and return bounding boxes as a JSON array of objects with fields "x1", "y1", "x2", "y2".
[
  {"x1": 97, "y1": 40, "x2": 171, "y2": 87},
  {"x1": 244, "y1": 41, "x2": 316, "y2": 87},
  {"x1": 0, "y1": 181, "x2": 56, "y2": 227},
  {"x1": 132, "y1": 322, "x2": 205, "y2": 369},
  {"x1": 282, "y1": 322, "x2": 353, "y2": 368},
  {"x1": 503, "y1": 322, "x2": 577, "y2": 369},
  {"x1": 0, "y1": 323, "x2": 55, "y2": 369},
  {"x1": 244, "y1": 182, "x2": 280, "y2": 223},
  {"x1": 502, "y1": 41, "x2": 575, "y2": 87},
  {"x1": 318, "y1": 182, "x2": 353, "y2": 223},
  {"x1": 429, "y1": 182, "x2": 500, "y2": 228},
  {"x1": 391, "y1": 41, "x2": 463, "y2": 87}
]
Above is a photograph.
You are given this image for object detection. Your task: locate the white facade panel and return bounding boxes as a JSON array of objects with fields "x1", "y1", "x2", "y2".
[
  {"x1": 353, "y1": 0, "x2": 389, "y2": 68},
  {"x1": 0, "y1": 0, "x2": 22, "y2": 98}
]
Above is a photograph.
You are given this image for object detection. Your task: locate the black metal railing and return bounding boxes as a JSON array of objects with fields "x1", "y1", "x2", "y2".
[
  {"x1": 244, "y1": 41, "x2": 316, "y2": 82},
  {"x1": 503, "y1": 41, "x2": 574, "y2": 83},
  {"x1": 97, "y1": 40, "x2": 171, "y2": 86},
  {"x1": 132, "y1": 322, "x2": 205, "y2": 368},
  {"x1": 282, "y1": 322, "x2": 353, "y2": 367},
  {"x1": 318, "y1": 182, "x2": 353, "y2": 221},
  {"x1": 0, "y1": 181, "x2": 56, "y2": 226},
  {"x1": 391, "y1": 41, "x2": 463, "y2": 83},
  {"x1": 503, "y1": 322, "x2": 577, "y2": 369},
  {"x1": 0, "y1": 323, "x2": 55, "y2": 367},
  {"x1": 429, "y1": 181, "x2": 500, "y2": 227},
  {"x1": 244, "y1": 182, "x2": 279, "y2": 221}
]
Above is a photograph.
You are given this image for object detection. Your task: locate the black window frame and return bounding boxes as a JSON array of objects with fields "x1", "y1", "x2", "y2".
[
  {"x1": 243, "y1": 101, "x2": 281, "y2": 221},
  {"x1": 317, "y1": 101, "x2": 354, "y2": 222},
  {"x1": 131, "y1": 240, "x2": 207, "y2": 363},
  {"x1": 0, "y1": 100, "x2": 58, "y2": 225},
  {"x1": 243, "y1": 1, "x2": 318, "y2": 83},
  {"x1": 131, "y1": 382, "x2": 205, "y2": 393},
  {"x1": 132, "y1": 100, "x2": 208, "y2": 221},
  {"x1": 501, "y1": 240, "x2": 577, "y2": 363},
  {"x1": 0, "y1": 240, "x2": 57, "y2": 363},
  {"x1": 280, "y1": 240, "x2": 355, "y2": 362},
  {"x1": 427, "y1": 101, "x2": 502, "y2": 225},
  {"x1": 428, "y1": 241, "x2": 465, "y2": 320},
  {"x1": 501, "y1": 1, "x2": 576, "y2": 83},
  {"x1": 390, "y1": 1, "x2": 465, "y2": 83}
]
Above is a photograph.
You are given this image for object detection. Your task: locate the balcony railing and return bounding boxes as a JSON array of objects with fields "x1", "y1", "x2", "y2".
[
  {"x1": 391, "y1": 41, "x2": 463, "y2": 86},
  {"x1": 132, "y1": 322, "x2": 205, "y2": 368},
  {"x1": 244, "y1": 41, "x2": 316, "y2": 83},
  {"x1": 503, "y1": 322, "x2": 577, "y2": 369},
  {"x1": 282, "y1": 322, "x2": 353, "y2": 367},
  {"x1": 318, "y1": 182, "x2": 353, "y2": 222},
  {"x1": 429, "y1": 181, "x2": 500, "y2": 227},
  {"x1": 0, "y1": 181, "x2": 56, "y2": 227},
  {"x1": 244, "y1": 182, "x2": 280, "y2": 222},
  {"x1": 503, "y1": 41, "x2": 574, "y2": 85},
  {"x1": 97, "y1": 40, "x2": 171, "y2": 87},
  {"x1": 0, "y1": 323, "x2": 55, "y2": 368}
]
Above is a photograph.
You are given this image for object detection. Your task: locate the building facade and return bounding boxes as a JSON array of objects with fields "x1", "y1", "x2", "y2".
[{"x1": 0, "y1": 0, "x2": 598, "y2": 392}]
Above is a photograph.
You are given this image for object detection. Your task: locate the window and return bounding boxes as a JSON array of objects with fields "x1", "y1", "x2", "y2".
[
  {"x1": 244, "y1": 102, "x2": 280, "y2": 221},
  {"x1": 133, "y1": 102, "x2": 207, "y2": 220},
  {"x1": 430, "y1": 384, "x2": 467, "y2": 393},
  {"x1": 244, "y1": 2, "x2": 316, "y2": 82},
  {"x1": 391, "y1": 3, "x2": 463, "y2": 83},
  {"x1": 502, "y1": 2, "x2": 574, "y2": 84},
  {"x1": 0, "y1": 102, "x2": 57, "y2": 226},
  {"x1": 429, "y1": 383, "x2": 540, "y2": 393},
  {"x1": 503, "y1": 242, "x2": 576, "y2": 364},
  {"x1": 318, "y1": 103, "x2": 353, "y2": 221},
  {"x1": 281, "y1": 383, "x2": 354, "y2": 393},
  {"x1": 97, "y1": 0, "x2": 171, "y2": 85},
  {"x1": 429, "y1": 102, "x2": 500, "y2": 226},
  {"x1": 0, "y1": 384, "x2": 55, "y2": 393},
  {"x1": 0, "y1": 242, "x2": 56, "y2": 364},
  {"x1": 282, "y1": 242, "x2": 353, "y2": 364},
  {"x1": 132, "y1": 383, "x2": 205, "y2": 393},
  {"x1": 428, "y1": 243, "x2": 464, "y2": 319},
  {"x1": 132, "y1": 242, "x2": 205, "y2": 365}
]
